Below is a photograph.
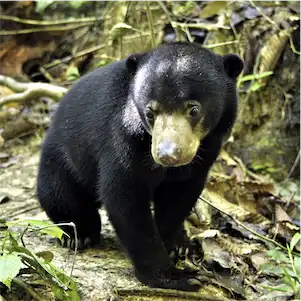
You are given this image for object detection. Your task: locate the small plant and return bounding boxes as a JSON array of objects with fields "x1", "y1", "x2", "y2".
[
  {"x1": 260, "y1": 232, "x2": 300, "y2": 297},
  {"x1": 0, "y1": 219, "x2": 80, "y2": 301}
]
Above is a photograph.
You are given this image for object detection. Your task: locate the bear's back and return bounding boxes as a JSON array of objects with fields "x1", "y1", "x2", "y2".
[
  {"x1": 40, "y1": 59, "x2": 131, "y2": 185},
  {"x1": 54, "y1": 59, "x2": 130, "y2": 126}
]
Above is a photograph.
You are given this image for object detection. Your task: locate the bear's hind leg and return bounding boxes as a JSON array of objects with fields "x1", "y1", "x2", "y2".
[{"x1": 37, "y1": 157, "x2": 102, "y2": 249}]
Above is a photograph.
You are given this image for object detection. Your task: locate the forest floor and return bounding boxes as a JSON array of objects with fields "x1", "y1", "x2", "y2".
[{"x1": 0, "y1": 133, "x2": 299, "y2": 301}]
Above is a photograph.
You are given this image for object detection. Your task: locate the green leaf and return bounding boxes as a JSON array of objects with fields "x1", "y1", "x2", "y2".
[
  {"x1": 50, "y1": 266, "x2": 80, "y2": 301},
  {"x1": 66, "y1": 66, "x2": 80, "y2": 81},
  {"x1": 283, "y1": 266, "x2": 297, "y2": 290},
  {"x1": 290, "y1": 233, "x2": 300, "y2": 251},
  {"x1": 263, "y1": 283, "x2": 293, "y2": 293},
  {"x1": 7, "y1": 234, "x2": 79, "y2": 297},
  {"x1": 294, "y1": 256, "x2": 300, "y2": 277},
  {"x1": 111, "y1": 23, "x2": 134, "y2": 31},
  {"x1": 267, "y1": 248, "x2": 290, "y2": 263},
  {"x1": 0, "y1": 253, "x2": 22, "y2": 288},
  {"x1": 249, "y1": 81, "x2": 265, "y2": 92},
  {"x1": 96, "y1": 59, "x2": 110, "y2": 68},
  {"x1": 4, "y1": 232, "x2": 79, "y2": 299},
  {"x1": 239, "y1": 71, "x2": 274, "y2": 83},
  {"x1": 260, "y1": 262, "x2": 296, "y2": 278},
  {"x1": 7, "y1": 219, "x2": 65, "y2": 240},
  {"x1": 52, "y1": 279, "x2": 80, "y2": 301},
  {"x1": 260, "y1": 263, "x2": 285, "y2": 276},
  {"x1": 110, "y1": 23, "x2": 143, "y2": 39},
  {"x1": 35, "y1": 0, "x2": 55, "y2": 14},
  {"x1": 199, "y1": 1, "x2": 228, "y2": 18},
  {"x1": 69, "y1": 1, "x2": 86, "y2": 9},
  {"x1": 36, "y1": 251, "x2": 54, "y2": 263}
]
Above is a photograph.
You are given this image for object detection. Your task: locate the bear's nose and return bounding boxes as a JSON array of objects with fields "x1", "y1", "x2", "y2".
[{"x1": 157, "y1": 141, "x2": 181, "y2": 166}]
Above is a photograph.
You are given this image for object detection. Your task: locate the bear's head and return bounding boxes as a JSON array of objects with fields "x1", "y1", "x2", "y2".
[{"x1": 125, "y1": 42, "x2": 243, "y2": 167}]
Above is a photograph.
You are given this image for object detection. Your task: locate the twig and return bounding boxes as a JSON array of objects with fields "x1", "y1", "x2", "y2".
[
  {"x1": 157, "y1": 1, "x2": 177, "y2": 19},
  {"x1": 0, "y1": 23, "x2": 90, "y2": 36},
  {"x1": 36, "y1": 32, "x2": 149, "y2": 76},
  {"x1": 41, "y1": 42, "x2": 109, "y2": 71},
  {"x1": 32, "y1": 222, "x2": 78, "y2": 281},
  {"x1": 285, "y1": 150, "x2": 300, "y2": 181},
  {"x1": 12, "y1": 278, "x2": 48, "y2": 301},
  {"x1": 284, "y1": 188, "x2": 297, "y2": 211},
  {"x1": 9, "y1": 220, "x2": 78, "y2": 284},
  {"x1": 198, "y1": 196, "x2": 299, "y2": 256},
  {"x1": 205, "y1": 40, "x2": 238, "y2": 49},
  {"x1": 116, "y1": 288, "x2": 232, "y2": 301},
  {"x1": 20, "y1": 226, "x2": 29, "y2": 248},
  {"x1": 157, "y1": 1, "x2": 181, "y2": 41},
  {"x1": 39, "y1": 66, "x2": 54, "y2": 83},
  {"x1": 126, "y1": 0, "x2": 133, "y2": 18},
  {"x1": 288, "y1": 30, "x2": 301, "y2": 55},
  {"x1": 0, "y1": 15, "x2": 103, "y2": 26},
  {"x1": 171, "y1": 21, "x2": 230, "y2": 31},
  {"x1": 0, "y1": 75, "x2": 67, "y2": 107},
  {"x1": 146, "y1": 2, "x2": 156, "y2": 47},
  {"x1": 249, "y1": 1, "x2": 277, "y2": 26}
]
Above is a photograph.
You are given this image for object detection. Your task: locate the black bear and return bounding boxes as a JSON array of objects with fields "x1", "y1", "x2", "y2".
[{"x1": 37, "y1": 42, "x2": 243, "y2": 291}]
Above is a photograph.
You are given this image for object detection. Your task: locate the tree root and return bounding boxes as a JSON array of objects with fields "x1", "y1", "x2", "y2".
[{"x1": 0, "y1": 75, "x2": 67, "y2": 108}]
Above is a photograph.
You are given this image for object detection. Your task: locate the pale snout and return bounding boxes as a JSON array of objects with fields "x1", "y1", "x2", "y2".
[{"x1": 157, "y1": 140, "x2": 182, "y2": 166}]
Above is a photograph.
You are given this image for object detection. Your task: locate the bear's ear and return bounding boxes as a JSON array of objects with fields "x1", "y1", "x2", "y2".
[
  {"x1": 126, "y1": 53, "x2": 145, "y2": 76},
  {"x1": 223, "y1": 54, "x2": 244, "y2": 80}
]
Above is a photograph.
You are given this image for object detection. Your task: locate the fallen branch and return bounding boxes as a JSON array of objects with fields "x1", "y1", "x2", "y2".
[
  {"x1": 0, "y1": 75, "x2": 67, "y2": 108},
  {"x1": 116, "y1": 288, "x2": 233, "y2": 301}
]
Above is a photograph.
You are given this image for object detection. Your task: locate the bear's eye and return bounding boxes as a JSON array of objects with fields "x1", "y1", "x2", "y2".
[
  {"x1": 189, "y1": 106, "x2": 200, "y2": 117},
  {"x1": 145, "y1": 109, "x2": 155, "y2": 122}
]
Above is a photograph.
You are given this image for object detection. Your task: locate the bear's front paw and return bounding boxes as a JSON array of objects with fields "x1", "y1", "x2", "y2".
[
  {"x1": 169, "y1": 238, "x2": 199, "y2": 264},
  {"x1": 164, "y1": 231, "x2": 199, "y2": 264},
  {"x1": 136, "y1": 266, "x2": 201, "y2": 291},
  {"x1": 59, "y1": 233, "x2": 104, "y2": 251}
]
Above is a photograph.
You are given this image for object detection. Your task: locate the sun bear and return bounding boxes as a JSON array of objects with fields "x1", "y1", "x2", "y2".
[{"x1": 37, "y1": 42, "x2": 243, "y2": 291}]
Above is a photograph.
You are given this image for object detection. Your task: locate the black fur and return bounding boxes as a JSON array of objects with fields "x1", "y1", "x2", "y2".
[{"x1": 37, "y1": 42, "x2": 243, "y2": 291}]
